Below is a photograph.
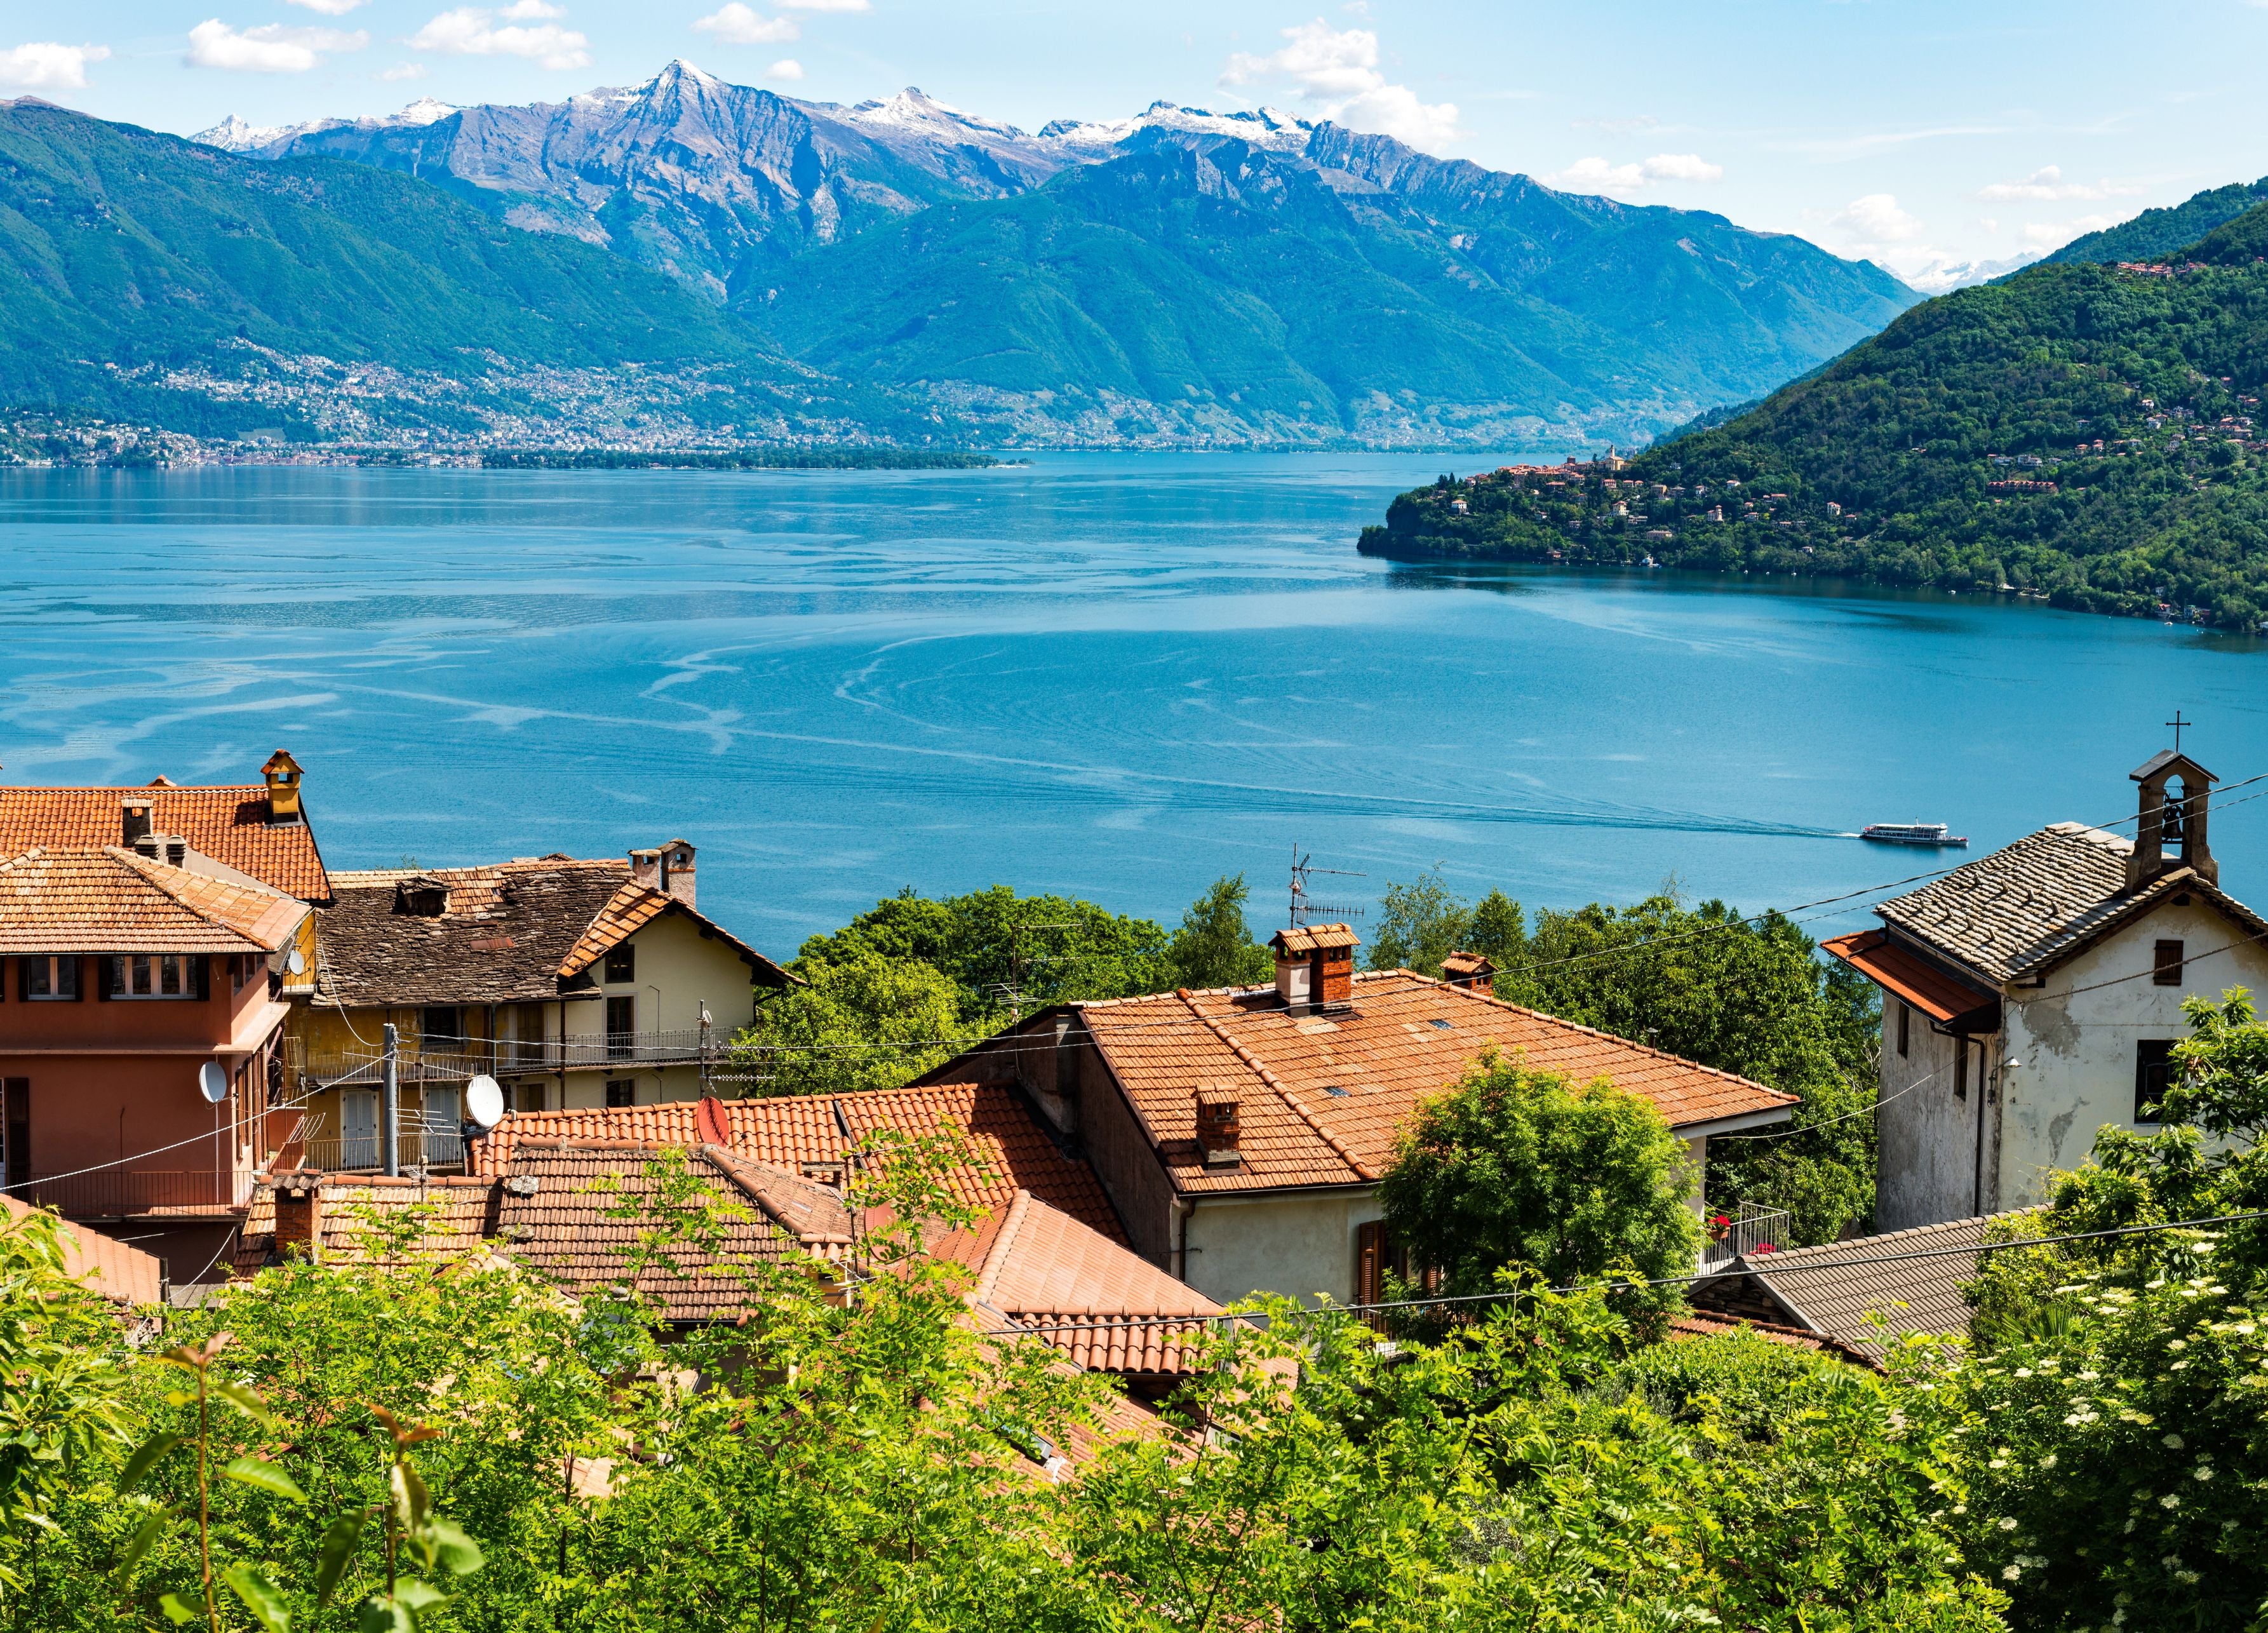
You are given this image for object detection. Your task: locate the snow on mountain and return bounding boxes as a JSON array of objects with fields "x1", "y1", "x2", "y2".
[
  {"x1": 1037, "y1": 100, "x2": 1313, "y2": 156},
  {"x1": 1903, "y1": 252, "x2": 2040, "y2": 294},
  {"x1": 191, "y1": 97, "x2": 459, "y2": 156}
]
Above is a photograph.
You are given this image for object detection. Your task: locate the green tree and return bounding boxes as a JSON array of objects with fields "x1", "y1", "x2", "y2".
[
  {"x1": 732, "y1": 947, "x2": 971, "y2": 1098},
  {"x1": 1464, "y1": 889, "x2": 1527, "y2": 965},
  {"x1": 1365, "y1": 866, "x2": 1473, "y2": 978},
  {"x1": 1166, "y1": 873, "x2": 1274, "y2": 990},
  {"x1": 1377, "y1": 1051, "x2": 1703, "y2": 1329}
]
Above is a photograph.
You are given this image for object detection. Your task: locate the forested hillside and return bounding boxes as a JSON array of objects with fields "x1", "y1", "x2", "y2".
[
  {"x1": 2043, "y1": 175, "x2": 2268, "y2": 267},
  {"x1": 1360, "y1": 205, "x2": 2268, "y2": 629}
]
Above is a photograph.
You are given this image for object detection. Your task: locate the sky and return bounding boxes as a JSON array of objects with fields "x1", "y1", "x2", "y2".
[{"x1": 7, "y1": 1, "x2": 2268, "y2": 289}]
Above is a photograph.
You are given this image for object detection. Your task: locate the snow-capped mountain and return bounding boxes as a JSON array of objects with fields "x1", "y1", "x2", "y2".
[{"x1": 191, "y1": 98, "x2": 458, "y2": 155}]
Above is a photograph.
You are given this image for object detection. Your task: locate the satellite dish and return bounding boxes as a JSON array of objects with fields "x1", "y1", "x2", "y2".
[
  {"x1": 197, "y1": 1061, "x2": 229, "y2": 1105},
  {"x1": 464, "y1": 1075, "x2": 506, "y2": 1132},
  {"x1": 285, "y1": 949, "x2": 306, "y2": 976}
]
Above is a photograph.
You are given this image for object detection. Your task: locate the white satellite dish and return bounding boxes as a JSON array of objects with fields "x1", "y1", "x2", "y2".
[
  {"x1": 197, "y1": 1061, "x2": 229, "y2": 1105},
  {"x1": 285, "y1": 949, "x2": 306, "y2": 976},
  {"x1": 464, "y1": 1075, "x2": 506, "y2": 1132}
]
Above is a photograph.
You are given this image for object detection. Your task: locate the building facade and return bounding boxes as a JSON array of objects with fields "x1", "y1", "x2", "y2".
[{"x1": 1828, "y1": 753, "x2": 2268, "y2": 1231}]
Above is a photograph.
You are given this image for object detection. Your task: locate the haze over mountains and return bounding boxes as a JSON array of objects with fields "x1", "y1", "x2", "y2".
[{"x1": 161, "y1": 60, "x2": 1920, "y2": 449}]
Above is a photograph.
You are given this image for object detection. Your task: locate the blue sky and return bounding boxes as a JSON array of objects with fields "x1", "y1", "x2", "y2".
[{"x1": 8, "y1": 0, "x2": 2267, "y2": 288}]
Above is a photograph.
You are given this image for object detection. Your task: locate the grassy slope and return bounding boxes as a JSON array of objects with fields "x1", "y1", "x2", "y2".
[{"x1": 1360, "y1": 205, "x2": 2268, "y2": 629}]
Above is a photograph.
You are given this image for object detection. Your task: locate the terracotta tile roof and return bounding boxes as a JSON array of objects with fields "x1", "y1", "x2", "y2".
[
  {"x1": 495, "y1": 1141, "x2": 849, "y2": 1321},
  {"x1": 556, "y1": 881, "x2": 795, "y2": 986},
  {"x1": 1696, "y1": 1213, "x2": 2024, "y2": 1360},
  {"x1": 233, "y1": 1174, "x2": 501, "y2": 1274},
  {"x1": 1820, "y1": 930, "x2": 1999, "y2": 1025},
  {"x1": 1076, "y1": 971, "x2": 1797, "y2": 1193},
  {"x1": 0, "y1": 781, "x2": 330, "y2": 900},
  {"x1": 1872, "y1": 824, "x2": 2264, "y2": 984},
  {"x1": 1667, "y1": 1309, "x2": 1874, "y2": 1367},
  {"x1": 1270, "y1": 923, "x2": 1359, "y2": 955},
  {"x1": 3, "y1": 1193, "x2": 164, "y2": 1305},
  {"x1": 930, "y1": 1190, "x2": 1222, "y2": 1376},
  {"x1": 469, "y1": 1084, "x2": 1126, "y2": 1243},
  {"x1": 0, "y1": 847, "x2": 309, "y2": 954}
]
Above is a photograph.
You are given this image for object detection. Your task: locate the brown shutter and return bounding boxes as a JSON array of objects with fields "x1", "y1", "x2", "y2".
[{"x1": 3, "y1": 1080, "x2": 28, "y2": 1192}]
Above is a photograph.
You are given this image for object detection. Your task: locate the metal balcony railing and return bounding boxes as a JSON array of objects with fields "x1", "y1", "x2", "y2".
[
  {"x1": 302, "y1": 1127, "x2": 466, "y2": 1175},
  {"x1": 12, "y1": 1169, "x2": 256, "y2": 1220},
  {"x1": 288, "y1": 1029, "x2": 726, "y2": 1087},
  {"x1": 1700, "y1": 1203, "x2": 1792, "y2": 1271}
]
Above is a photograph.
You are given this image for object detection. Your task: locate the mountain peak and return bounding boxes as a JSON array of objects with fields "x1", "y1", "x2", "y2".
[
  {"x1": 847, "y1": 86, "x2": 1027, "y2": 142},
  {"x1": 1040, "y1": 100, "x2": 1313, "y2": 154}
]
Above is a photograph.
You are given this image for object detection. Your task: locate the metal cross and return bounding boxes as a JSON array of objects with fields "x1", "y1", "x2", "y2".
[{"x1": 2167, "y1": 710, "x2": 2190, "y2": 753}]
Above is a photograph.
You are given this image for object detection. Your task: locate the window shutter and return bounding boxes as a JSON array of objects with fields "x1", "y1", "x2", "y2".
[
  {"x1": 69, "y1": 956, "x2": 86, "y2": 1002},
  {"x1": 97, "y1": 957, "x2": 117, "y2": 1001}
]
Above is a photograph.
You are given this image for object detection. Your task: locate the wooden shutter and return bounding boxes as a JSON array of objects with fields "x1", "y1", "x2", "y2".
[
  {"x1": 3, "y1": 1080, "x2": 28, "y2": 1192},
  {"x1": 1356, "y1": 1221, "x2": 1386, "y2": 1308}
]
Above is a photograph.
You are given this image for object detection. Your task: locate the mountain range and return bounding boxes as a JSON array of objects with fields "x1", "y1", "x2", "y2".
[
  {"x1": 167, "y1": 62, "x2": 1921, "y2": 448},
  {"x1": 1360, "y1": 203, "x2": 2268, "y2": 629}
]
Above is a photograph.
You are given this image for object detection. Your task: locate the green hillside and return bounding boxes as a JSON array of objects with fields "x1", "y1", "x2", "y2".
[
  {"x1": 0, "y1": 102, "x2": 826, "y2": 437},
  {"x1": 748, "y1": 140, "x2": 1918, "y2": 445},
  {"x1": 1359, "y1": 205, "x2": 2268, "y2": 630},
  {"x1": 2044, "y1": 177, "x2": 2268, "y2": 267}
]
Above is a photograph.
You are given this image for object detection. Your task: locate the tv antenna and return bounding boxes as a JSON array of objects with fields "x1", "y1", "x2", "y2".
[
  {"x1": 985, "y1": 920, "x2": 1078, "y2": 1022},
  {"x1": 1289, "y1": 846, "x2": 1367, "y2": 929}
]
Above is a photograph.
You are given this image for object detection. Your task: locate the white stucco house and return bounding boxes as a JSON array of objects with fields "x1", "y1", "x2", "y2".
[{"x1": 1827, "y1": 751, "x2": 2268, "y2": 1231}]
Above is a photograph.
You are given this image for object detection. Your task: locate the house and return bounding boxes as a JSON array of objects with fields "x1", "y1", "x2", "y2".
[
  {"x1": 0, "y1": 843, "x2": 312, "y2": 1276},
  {"x1": 1826, "y1": 753, "x2": 2268, "y2": 1230},
  {"x1": 911, "y1": 927, "x2": 1797, "y2": 1309},
  {"x1": 1691, "y1": 1213, "x2": 2016, "y2": 1361},
  {"x1": 288, "y1": 844, "x2": 796, "y2": 1169}
]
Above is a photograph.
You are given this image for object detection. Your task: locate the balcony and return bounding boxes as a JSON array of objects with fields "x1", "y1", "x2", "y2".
[
  {"x1": 286, "y1": 1028, "x2": 727, "y2": 1087},
  {"x1": 17, "y1": 1169, "x2": 255, "y2": 1220},
  {"x1": 1700, "y1": 1202, "x2": 1792, "y2": 1272},
  {"x1": 301, "y1": 1127, "x2": 466, "y2": 1175}
]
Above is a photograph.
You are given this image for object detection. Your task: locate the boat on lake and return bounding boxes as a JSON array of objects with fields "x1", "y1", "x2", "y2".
[{"x1": 1860, "y1": 822, "x2": 1968, "y2": 847}]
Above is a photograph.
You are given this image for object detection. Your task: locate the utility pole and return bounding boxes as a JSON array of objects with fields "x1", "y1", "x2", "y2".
[{"x1": 382, "y1": 1023, "x2": 400, "y2": 1178}]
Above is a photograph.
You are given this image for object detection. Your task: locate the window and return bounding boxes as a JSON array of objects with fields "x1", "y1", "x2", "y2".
[
  {"x1": 23, "y1": 955, "x2": 80, "y2": 1002},
  {"x1": 1896, "y1": 1001, "x2": 1910, "y2": 1058},
  {"x1": 606, "y1": 995, "x2": 635, "y2": 1059},
  {"x1": 516, "y1": 1082, "x2": 546, "y2": 1113},
  {"x1": 3, "y1": 1079, "x2": 27, "y2": 1192},
  {"x1": 420, "y1": 1007, "x2": 462, "y2": 1049},
  {"x1": 104, "y1": 955, "x2": 204, "y2": 1000},
  {"x1": 232, "y1": 953, "x2": 254, "y2": 995},
  {"x1": 605, "y1": 1078, "x2": 637, "y2": 1108},
  {"x1": 2154, "y1": 939, "x2": 2185, "y2": 987},
  {"x1": 2136, "y1": 1040, "x2": 2177, "y2": 1124},
  {"x1": 340, "y1": 1091, "x2": 379, "y2": 1170},
  {"x1": 604, "y1": 943, "x2": 635, "y2": 984}
]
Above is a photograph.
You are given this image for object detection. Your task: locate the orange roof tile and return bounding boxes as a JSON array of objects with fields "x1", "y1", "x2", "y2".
[
  {"x1": 1077, "y1": 971, "x2": 1797, "y2": 1193},
  {"x1": 1270, "y1": 923, "x2": 1359, "y2": 956},
  {"x1": 0, "y1": 781, "x2": 330, "y2": 900},
  {"x1": 469, "y1": 1084, "x2": 1125, "y2": 1244},
  {"x1": 555, "y1": 880, "x2": 795, "y2": 985},
  {"x1": 0, "y1": 847, "x2": 309, "y2": 954},
  {"x1": 3, "y1": 1193, "x2": 164, "y2": 1305},
  {"x1": 233, "y1": 1174, "x2": 500, "y2": 1275}
]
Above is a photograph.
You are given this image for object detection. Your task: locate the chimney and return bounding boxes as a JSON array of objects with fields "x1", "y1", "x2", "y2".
[
  {"x1": 120, "y1": 798, "x2": 154, "y2": 848},
  {"x1": 2127, "y1": 751, "x2": 2218, "y2": 890},
  {"x1": 1440, "y1": 950, "x2": 1495, "y2": 995},
  {"x1": 274, "y1": 1178, "x2": 323, "y2": 1263},
  {"x1": 631, "y1": 842, "x2": 697, "y2": 908},
  {"x1": 262, "y1": 749, "x2": 304, "y2": 826},
  {"x1": 1268, "y1": 924, "x2": 1359, "y2": 1013},
  {"x1": 1194, "y1": 1092, "x2": 1242, "y2": 1168}
]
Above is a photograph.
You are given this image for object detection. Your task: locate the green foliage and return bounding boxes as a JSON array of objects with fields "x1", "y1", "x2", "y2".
[
  {"x1": 731, "y1": 947, "x2": 972, "y2": 1097},
  {"x1": 1377, "y1": 1051, "x2": 1702, "y2": 1329},
  {"x1": 2043, "y1": 176, "x2": 2268, "y2": 266},
  {"x1": 1364, "y1": 208, "x2": 2268, "y2": 631},
  {"x1": 1364, "y1": 865, "x2": 1472, "y2": 977},
  {"x1": 1165, "y1": 872, "x2": 1273, "y2": 990}
]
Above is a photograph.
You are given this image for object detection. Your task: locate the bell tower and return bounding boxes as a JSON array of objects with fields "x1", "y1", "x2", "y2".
[{"x1": 2127, "y1": 749, "x2": 2217, "y2": 890}]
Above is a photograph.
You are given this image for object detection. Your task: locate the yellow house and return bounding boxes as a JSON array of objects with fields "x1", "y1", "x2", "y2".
[{"x1": 285, "y1": 843, "x2": 796, "y2": 1172}]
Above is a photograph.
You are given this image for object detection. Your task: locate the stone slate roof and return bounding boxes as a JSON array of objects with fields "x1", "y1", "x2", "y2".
[
  {"x1": 1875, "y1": 824, "x2": 2267, "y2": 984},
  {"x1": 1694, "y1": 1213, "x2": 2025, "y2": 1361},
  {"x1": 0, "y1": 781, "x2": 330, "y2": 900},
  {"x1": 0, "y1": 847, "x2": 308, "y2": 954},
  {"x1": 1065, "y1": 971, "x2": 1796, "y2": 1195}
]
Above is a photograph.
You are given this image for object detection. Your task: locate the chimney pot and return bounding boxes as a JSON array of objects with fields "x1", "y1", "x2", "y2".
[{"x1": 120, "y1": 798, "x2": 154, "y2": 847}]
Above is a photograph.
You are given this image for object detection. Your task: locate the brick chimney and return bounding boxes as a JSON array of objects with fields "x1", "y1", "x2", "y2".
[
  {"x1": 1268, "y1": 924, "x2": 1359, "y2": 1014},
  {"x1": 274, "y1": 1178, "x2": 323, "y2": 1263},
  {"x1": 1440, "y1": 950, "x2": 1495, "y2": 995},
  {"x1": 1194, "y1": 1092, "x2": 1242, "y2": 1168},
  {"x1": 121, "y1": 797, "x2": 153, "y2": 848},
  {"x1": 629, "y1": 840, "x2": 697, "y2": 909}
]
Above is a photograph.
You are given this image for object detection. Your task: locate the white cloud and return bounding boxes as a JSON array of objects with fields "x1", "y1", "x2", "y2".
[
  {"x1": 1546, "y1": 152, "x2": 1723, "y2": 193},
  {"x1": 692, "y1": 4, "x2": 798, "y2": 45},
  {"x1": 767, "y1": 57, "x2": 803, "y2": 79},
  {"x1": 409, "y1": 6, "x2": 589, "y2": 68},
  {"x1": 499, "y1": 0, "x2": 563, "y2": 16},
  {"x1": 2023, "y1": 214, "x2": 2116, "y2": 250},
  {"x1": 1833, "y1": 192, "x2": 1923, "y2": 244},
  {"x1": 1219, "y1": 20, "x2": 1459, "y2": 151},
  {"x1": 285, "y1": 0, "x2": 366, "y2": 13},
  {"x1": 778, "y1": 0, "x2": 867, "y2": 9},
  {"x1": 380, "y1": 60, "x2": 428, "y2": 79},
  {"x1": 1979, "y1": 165, "x2": 2138, "y2": 203},
  {"x1": 0, "y1": 41, "x2": 111, "y2": 89},
  {"x1": 185, "y1": 20, "x2": 368, "y2": 72}
]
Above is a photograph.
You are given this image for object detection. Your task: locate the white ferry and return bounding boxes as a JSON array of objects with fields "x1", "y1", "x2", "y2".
[{"x1": 1860, "y1": 822, "x2": 1968, "y2": 847}]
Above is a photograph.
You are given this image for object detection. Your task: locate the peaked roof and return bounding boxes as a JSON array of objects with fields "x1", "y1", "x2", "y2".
[
  {"x1": 0, "y1": 847, "x2": 309, "y2": 954},
  {"x1": 1060, "y1": 971, "x2": 1796, "y2": 1195},
  {"x1": 1270, "y1": 922, "x2": 1359, "y2": 956},
  {"x1": 4, "y1": 1192, "x2": 165, "y2": 1305},
  {"x1": 469, "y1": 1084, "x2": 1126, "y2": 1244},
  {"x1": 1874, "y1": 823, "x2": 2266, "y2": 984},
  {"x1": 556, "y1": 880, "x2": 793, "y2": 985},
  {"x1": 0, "y1": 781, "x2": 330, "y2": 900}
]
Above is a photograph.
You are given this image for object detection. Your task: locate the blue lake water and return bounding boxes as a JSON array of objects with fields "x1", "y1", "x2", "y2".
[{"x1": 3, "y1": 454, "x2": 2264, "y2": 955}]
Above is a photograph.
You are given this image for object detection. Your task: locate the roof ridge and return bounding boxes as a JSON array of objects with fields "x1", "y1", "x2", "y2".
[
  {"x1": 1430, "y1": 976, "x2": 1794, "y2": 1101},
  {"x1": 107, "y1": 845, "x2": 288, "y2": 925},
  {"x1": 1176, "y1": 990, "x2": 1371, "y2": 1181},
  {"x1": 973, "y1": 1188, "x2": 1032, "y2": 1306}
]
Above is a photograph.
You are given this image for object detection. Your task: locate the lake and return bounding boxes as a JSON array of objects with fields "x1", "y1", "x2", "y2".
[{"x1": 3, "y1": 454, "x2": 2262, "y2": 954}]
